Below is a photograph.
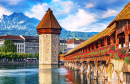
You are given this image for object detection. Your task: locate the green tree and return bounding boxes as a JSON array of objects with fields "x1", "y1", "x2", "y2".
[
  {"x1": 20, "y1": 53, "x2": 27, "y2": 59},
  {"x1": 6, "y1": 52, "x2": 13, "y2": 60},
  {"x1": 27, "y1": 53, "x2": 33, "y2": 58},
  {"x1": 1, "y1": 40, "x2": 16, "y2": 53},
  {"x1": 34, "y1": 53, "x2": 39, "y2": 60}
]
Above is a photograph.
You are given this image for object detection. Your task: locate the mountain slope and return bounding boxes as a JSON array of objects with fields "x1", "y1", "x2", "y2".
[{"x1": 0, "y1": 13, "x2": 98, "y2": 40}]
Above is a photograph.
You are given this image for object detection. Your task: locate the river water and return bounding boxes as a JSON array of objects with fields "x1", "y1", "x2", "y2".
[{"x1": 0, "y1": 64, "x2": 108, "y2": 84}]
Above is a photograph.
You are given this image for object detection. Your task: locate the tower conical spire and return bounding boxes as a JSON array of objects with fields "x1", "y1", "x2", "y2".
[{"x1": 36, "y1": 8, "x2": 61, "y2": 29}]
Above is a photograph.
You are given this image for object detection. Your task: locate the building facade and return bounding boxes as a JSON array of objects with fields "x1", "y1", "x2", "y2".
[
  {"x1": 59, "y1": 40, "x2": 67, "y2": 54},
  {"x1": 0, "y1": 35, "x2": 25, "y2": 53},
  {"x1": 67, "y1": 38, "x2": 84, "y2": 52},
  {"x1": 0, "y1": 35, "x2": 39, "y2": 54},
  {"x1": 21, "y1": 36, "x2": 39, "y2": 55}
]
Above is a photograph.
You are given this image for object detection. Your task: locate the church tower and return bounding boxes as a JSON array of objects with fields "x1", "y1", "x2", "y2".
[{"x1": 36, "y1": 8, "x2": 62, "y2": 64}]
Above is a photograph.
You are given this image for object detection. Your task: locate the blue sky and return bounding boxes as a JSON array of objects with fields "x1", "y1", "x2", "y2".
[{"x1": 0, "y1": 0, "x2": 129, "y2": 32}]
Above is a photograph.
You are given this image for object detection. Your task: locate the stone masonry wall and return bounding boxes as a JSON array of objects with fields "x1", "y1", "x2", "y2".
[
  {"x1": 39, "y1": 34, "x2": 59, "y2": 64},
  {"x1": 39, "y1": 34, "x2": 51, "y2": 64},
  {"x1": 51, "y1": 34, "x2": 59, "y2": 64}
]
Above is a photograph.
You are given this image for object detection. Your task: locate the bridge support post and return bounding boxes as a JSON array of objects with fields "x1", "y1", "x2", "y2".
[
  {"x1": 65, "y1": 61, "x2": 68, "y2": 68},
  {"x1": 123, "y1": 72, "x2": 127, "y2": 84},
  {"x1": 87, "y1": 62, "x2": 91, "y2": 76},
  {"x1": 80, "y1": 62, "x2": 84, "y2": 74},
  {"x1": 94, "y1": 62, "x2": 98, "y2": 79},
  {"x1": 72, "y1": 62, "x2": 74, "y2": 70},
  {"x1": 68, "y1": 62, "x2": 71, "y2": 69},
  {"x1": 108, "y1": 63, "x2": 113, "y2": 83},
  {"x1": 73, "y1": 62, "x2": 75, "y2": 70},
  {"x1": 65, "y1": 61, "x2": 68, "y2": 67},
  {"x1": 74, "y1": 62, "x2": 78, "y2": 70},
  {"x1": 70, "y1": 62, "x2": 72, "y2": 69},
  {"x1": 104, "y1": 64, "x2": 108, "y2": 79},
  {"x1": 71, "y1": 62, "x2": 73, "y2": 70}
]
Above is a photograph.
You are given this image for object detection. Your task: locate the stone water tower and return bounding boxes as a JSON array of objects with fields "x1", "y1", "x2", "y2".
[{"x1": 36, "y1": 8, "x2": 62, "y2": 64}]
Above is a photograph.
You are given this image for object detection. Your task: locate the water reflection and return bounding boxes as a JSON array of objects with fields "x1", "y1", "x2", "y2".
[
  {"x1": 0, "y1": 65, "x2": 39, "y2": 84},
  {"x1": 39, "y1": 65, "x2": 109, "y2": 84},
  {"x1": 39, "y1": 65, "x2": 59, "y2": 84},
  {"x1": 0, "y1": 65, "x2": 110, "y2": 84}
]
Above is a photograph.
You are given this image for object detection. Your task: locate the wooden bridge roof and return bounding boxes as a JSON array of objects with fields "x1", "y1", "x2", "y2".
[
  {"x1": 107, "y1": 2, "x2": 130, "y2": 27},
  {"x1": 65, "y1": 2, "x2": 130, "y2": 56},
  {"x1": 36, "y1": 8, "x2": 61, "y2": 30}
]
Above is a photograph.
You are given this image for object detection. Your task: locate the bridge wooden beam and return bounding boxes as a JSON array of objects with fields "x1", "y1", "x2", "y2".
[
  {"x1": 125, "y1": 20, "x2": 129, "y2": 52},
  {"x1": 105, "y1": 37, "x2": 108, "y2": 46},
  {"x1": 94, "y1": 42, "x2": 96, "y2": 49},
  {"x1": 98, "y1": 39, "x2": 101, "y2": 48},
  {"x1": 110, "y1": 34, "x2": 114, "y2": 44}
]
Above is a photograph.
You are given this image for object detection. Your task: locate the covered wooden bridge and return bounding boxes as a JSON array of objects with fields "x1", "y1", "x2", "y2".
[{"x1": 64, "y1": 2, "x2": 130, "y2": 84}]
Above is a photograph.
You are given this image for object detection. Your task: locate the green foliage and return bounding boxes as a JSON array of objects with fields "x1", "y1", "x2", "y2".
[
  {"x1": 0, "y1": 52, "x2": 6, "y2": 58},
  {"x1": 60, "y1": 31, "x2": 98, "y2": 40},
  {"x1": 13, "y1": 53, "x2": 18, "y2": 59},
  {"x1": 60, "y1": 52, "x2": 62, "y2": 54},
  {"x1": 20, "y1": 53, "x2": 27, "y2": 59},
  {"x1": 124, "y1": 57, "x2": 130, "y2": 64},
  {"x1": 27, "y1": 53, "x2": 33, "y2": 58},
  {"x1": 113, "y1": 53, "x2": 120, "y2": 60},
  {"x1": 1, "y1": 40, "x2": 16, "y2": 53},
  {"x1": 34, "y1": 53, "x2": 39, "y2": 60},
  {"x1": 111, "y1": 45, "x2": 115, "y2": 50},
  {"x1": 6, "y1": 52, "x2": 13, "y2": 59},
  {"x1": 119, "y1": 49, "x2": 126, "y2": 54}
]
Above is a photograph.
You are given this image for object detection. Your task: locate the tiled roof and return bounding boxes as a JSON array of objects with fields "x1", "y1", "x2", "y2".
[
  {"x1": 0, "y1": 35, "x2": 24, "y2": 40},
  {"x1": 67, "y1": 38, "x2": 84, "y2": 44},
  {"x1": 59, "y1": 54, "x2": 65, "y2": 57},
  {"x1": 36, "y1": 8, "x2": 61, "y2": 29},
  {"x1": 22, "y1": 36, "x2": 39, "y2": 40}
]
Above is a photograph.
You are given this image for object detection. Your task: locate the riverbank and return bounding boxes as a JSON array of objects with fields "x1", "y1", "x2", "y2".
[{"x1": 0, "y1": 62, "x2": 38, "y2": 66}]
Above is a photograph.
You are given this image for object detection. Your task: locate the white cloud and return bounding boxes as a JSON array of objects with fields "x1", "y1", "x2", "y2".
[
  {"x1": 51, "y1": 0, "x2": 78, "y2": 15},
  {"x1": 57, "y1": 1, "x2": 75, "y2": 14},
  {"x1": 86, "y1": 23, "x2": 108, "y2": 32},
  {"x1": 0, "y1": 0, "x2": 22, "y2": 5},
  {"x1": 25, "y1": 0, "x2": 78, "y2": 20},
  {"x1": 9, "y1": 0, "x2": 22, "y2": 5},
  {"x1": 25, "y1": 0, "x2": 77, "y2": 20},
  {"x1": 0, "y1": 6, "x2": 12, "y2": 17},
  {"x1": 85, "y1": 3, "x2": 95, "y2": 8},
  {"x1": 102, "y1": 9, "x2": 118, "y2": 18},
  {"x1": 25, "y1": 3, "x2": 48, "y2": 20},
  {"x1": 59, "y1": 9, "x2": 97, "y2": 31},
  {"x1": 52, "y1": 0, "x2": 60, "y2": 2}
]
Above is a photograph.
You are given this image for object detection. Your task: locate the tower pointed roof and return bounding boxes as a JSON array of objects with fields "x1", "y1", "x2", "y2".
[{"x1": 36, "y1": 8, "x2": 61, "y2": 29}]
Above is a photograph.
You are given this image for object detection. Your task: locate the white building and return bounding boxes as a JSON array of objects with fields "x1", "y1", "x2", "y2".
[
  {"x1": 67, "y1": 38, "x2": 84, "y2": 52},
  {"x1": 0, "y1": 35, "x2": 25, "y2": 53},
  {"x1": 0, "y1": 35, "x2": 39, "y2": 55}
]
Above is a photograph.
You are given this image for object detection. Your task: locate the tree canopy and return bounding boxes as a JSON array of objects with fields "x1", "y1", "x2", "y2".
[{"x1": 1, "y1": 40, "x2": 17, "y2": 53}]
